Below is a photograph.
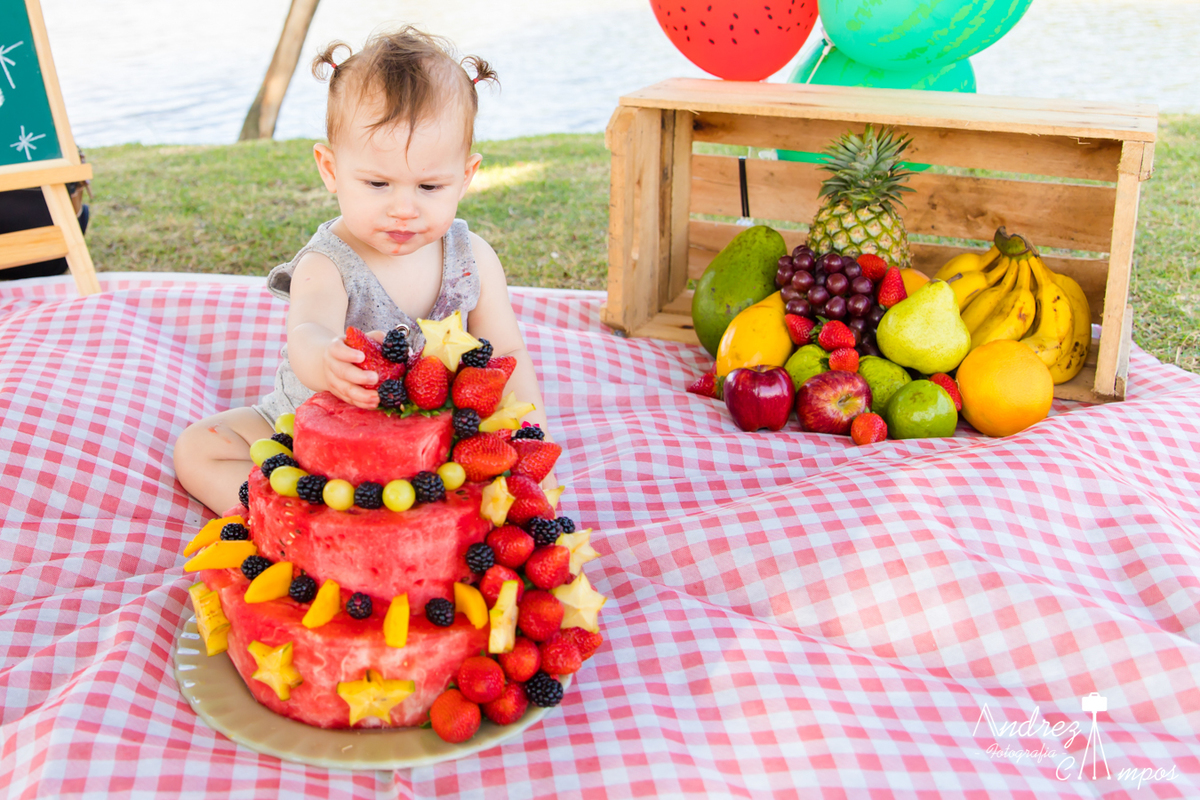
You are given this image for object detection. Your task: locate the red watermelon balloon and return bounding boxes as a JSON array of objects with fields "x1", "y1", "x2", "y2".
[{"x1": 651, "y1": 1, "x2": 818, "y2": 81}]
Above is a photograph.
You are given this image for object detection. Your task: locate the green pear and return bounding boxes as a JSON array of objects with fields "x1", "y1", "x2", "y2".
[
  {"x1": 784, "y1": 344, "x2": 828, "y2": 391},
  {"x1": 857, "y1": 356, "x2": 911, "y2": 414},
  {"x1": 875, "y1": 280, "x2": 971, "y2": 374}
]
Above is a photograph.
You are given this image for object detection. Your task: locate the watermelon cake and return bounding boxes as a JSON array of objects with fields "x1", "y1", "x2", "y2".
[{"x1": 182, "y1": 313, "x2": 607, "y2": 742}]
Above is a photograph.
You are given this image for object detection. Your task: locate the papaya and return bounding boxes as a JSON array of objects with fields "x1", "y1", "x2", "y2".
[
  {"x1": 715, "y1": 291, "x2": 793, "y2": 379},
  {"x1": 691, "y1": 225, "x2": 787, "y2": 357}
]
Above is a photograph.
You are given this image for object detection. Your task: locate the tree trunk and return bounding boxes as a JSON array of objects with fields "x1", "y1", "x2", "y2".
[{"x1": 239, "y1": 0, "x2": 321, "y2": 141}]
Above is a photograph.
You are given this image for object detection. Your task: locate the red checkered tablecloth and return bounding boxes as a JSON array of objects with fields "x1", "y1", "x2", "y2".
[{"x1": 2, "y1": 273, "x2": 1199, "y2": 799}]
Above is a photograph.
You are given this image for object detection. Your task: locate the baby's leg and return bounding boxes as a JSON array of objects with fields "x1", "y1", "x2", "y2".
[{"x1": 174, "y1": 407, "x2": 274, "y2": 515}]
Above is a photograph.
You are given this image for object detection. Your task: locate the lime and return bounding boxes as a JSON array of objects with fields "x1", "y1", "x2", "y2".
[
  {"x1": 784, "y1": 344, "x2": 829, "y2": 391},
  {"x1": 884, "y1": 380, "x2": 957, "y2": 439}
]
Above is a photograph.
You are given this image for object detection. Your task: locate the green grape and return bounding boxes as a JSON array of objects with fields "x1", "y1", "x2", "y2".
[
  {"x1": 383, "y1": 480, "x2": 415, "y2": 512},
  {"x1": 269, "y1": 466, "x2": 306, "y2": 497},
  {"x1": 437, "y1": 462, "x2": 466, "y2": 491},
  {"x1": 323, "y1": 479, "x2": 355, "y2": 511},
  {"x1": 250, "y1": 438, "x2": 291, "y2": 466},
  {"x1": 274, "y1": 413, "x2": 296, "y2": 436}
]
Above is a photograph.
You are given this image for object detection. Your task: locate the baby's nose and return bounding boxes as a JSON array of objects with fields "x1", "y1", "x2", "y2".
[{"x1": 388, "y1": 194, "x2": 420, "y2": 219}]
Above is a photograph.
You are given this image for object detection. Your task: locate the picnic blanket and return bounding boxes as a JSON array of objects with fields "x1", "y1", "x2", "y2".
[{"x1": 2, "y1": 273, "x2": 1199, "y2": 799}]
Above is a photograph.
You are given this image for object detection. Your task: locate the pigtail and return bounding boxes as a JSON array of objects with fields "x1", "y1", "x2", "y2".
[
  {"x1": 313, "y1": 41, "x2": 352, "y2": 83},
  {"x1": 461, "y1": 55, "x2": 499, "y2": 90}
]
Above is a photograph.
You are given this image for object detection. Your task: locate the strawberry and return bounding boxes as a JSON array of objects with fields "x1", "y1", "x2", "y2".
[
  {"x1": 561, "y1": 627, "x2": 603, "y2": 661},
  {"x1": 524, "y1": 545, "x2": 571, "y2": 590},
  {"x1": 505, "y1": 474, "x2": 554, "y2": 526},
  {"x1": 510, "y1": 440, "x2": 562, "y2": 483},
  {"x1": 404, "y1": 356, "x2": 450, "y2": 409},
  {"x1": 344, "y1": 327, "x2": 405, "y2": 388},
  {"x1": 429, "y1": 688, "x2": 481, "y2": 743},
  {"x1": 686, "y1": 367, "x2": 720, "y2": 399},
  {"x1": 850, "y1": 413, "x2": 888, "y2": 445},
  {"x1": 452, "y1": 433, "x2": 518, "y2": 482},
  {"x1": 517, "y1": 590, "x2": 564, "y2": 641},
  {"x1": 452, "y1": 367, "x2": 508, "y2": 417},
  {"x1": 785, "y1": 314, "x2": 817, "y2": 346},
  {"x1": 929, "y1": 373, "x2": 963, "y2": 411},
  {"x1": 876, "y1": 267, "x2": 907, "y2": 309},
  {"x1": 828, "y1": 347, "x2": 859, "y2": 373},
  {"x1": 487, "y1": 525, "x2": 535, "y2": 569},
  {"x1": 479, "y1": 564, "x2": 524, "y2": 607},
  {"x1": 539, "y1": 631, "x2": 582, "y2": 676},
  {"x1": 481, "y1": 681, "x2": 529, "y2": 726},
  {"x1": 487, "y1": 356, "x2": 517, "y2": 379},
  {"x1": 856, "y1": 253, "x2": 889, "y2": 282},
  {"x1": 498, "y1": 636, "x2": 542, "y2": 683},
  {"x1": 816, "y1": 320, "x2": 856, "y2": 352},
  {"x1": 457, "y1": 655, "x2": 506, "y2": 704}
]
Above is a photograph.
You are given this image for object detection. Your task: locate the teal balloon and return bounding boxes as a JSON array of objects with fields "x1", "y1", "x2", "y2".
[
  {"x1": 777, "y1": 45, "x2": 975, "y2": 165},
  {"x1": 820, "y1": 0, "x2": 1033, "y2": 71}
]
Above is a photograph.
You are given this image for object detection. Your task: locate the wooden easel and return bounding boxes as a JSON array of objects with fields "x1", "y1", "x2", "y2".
[{"x1": 0, "y1": 0, "x2": 98, "y2": 295}]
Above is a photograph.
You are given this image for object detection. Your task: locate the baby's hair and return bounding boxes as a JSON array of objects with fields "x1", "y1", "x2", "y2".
[{"x1": 312, "y1": 27, "x2": 498, "y2": 151}]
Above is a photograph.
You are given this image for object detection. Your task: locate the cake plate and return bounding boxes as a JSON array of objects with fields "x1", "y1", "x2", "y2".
[{"x1": 173, "y1": 617, "x2": 569, "y2": 770}]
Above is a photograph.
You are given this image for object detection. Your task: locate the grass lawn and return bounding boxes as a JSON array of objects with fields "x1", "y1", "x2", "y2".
[{"x1": 82, "y1": 118, "x2": 1199, "y2": 373}]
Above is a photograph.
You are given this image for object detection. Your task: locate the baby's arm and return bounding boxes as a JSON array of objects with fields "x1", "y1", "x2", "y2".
[
  {"x1": 466, "y1": 233, "x2": 551, "y2": 439},
  {"x1": 286, "y1": 252, "x2": 380, "y2": 408}
]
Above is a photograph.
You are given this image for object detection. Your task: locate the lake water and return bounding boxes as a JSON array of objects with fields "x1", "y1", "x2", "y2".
[{"x1": 37, "y1": 0, "x2": 1200, "y2": 148}]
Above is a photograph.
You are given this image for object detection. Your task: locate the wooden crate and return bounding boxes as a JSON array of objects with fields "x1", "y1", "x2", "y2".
[{"x1": 601, "y1": 79, "x2": 1157, "y2": 402}]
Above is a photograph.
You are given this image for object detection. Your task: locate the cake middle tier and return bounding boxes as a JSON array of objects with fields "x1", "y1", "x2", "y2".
[{"x1": 248, "y1": 470, "x2": 491, "y2": 608}]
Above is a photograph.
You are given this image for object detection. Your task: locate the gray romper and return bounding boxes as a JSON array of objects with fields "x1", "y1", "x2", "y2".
[{"x1": 255, "y1": 217, "x2": 481, "y2": 424}]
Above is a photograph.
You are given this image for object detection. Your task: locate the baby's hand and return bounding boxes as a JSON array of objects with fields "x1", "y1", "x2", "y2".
[{"x1": 323, "y1": 334, "x2": 382, "y2": 409}]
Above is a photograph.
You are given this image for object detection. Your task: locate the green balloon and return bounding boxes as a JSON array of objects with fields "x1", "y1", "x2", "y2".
[
  {"x1": 820, "y1": 0, "x2": 1033, "y2": 71},
  {"x1": 777, "y1": 44, "x2": 974, "y2": 165}
]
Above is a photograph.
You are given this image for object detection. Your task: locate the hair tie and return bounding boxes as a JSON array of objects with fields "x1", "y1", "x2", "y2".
[
  {"x1": 472, "y1": 75, "x2": 482, "y2": 84},
  {"x1": 331, "y1": 62, "x2": 339, "y2": 71}
]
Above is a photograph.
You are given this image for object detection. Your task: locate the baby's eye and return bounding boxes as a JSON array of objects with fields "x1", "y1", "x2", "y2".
[
  {"x1": 419, "y1": 184, "x2": 442, "y2": 192},
  {"x1": 368, "y1": 181, "x2": 388, "y2": 188}
]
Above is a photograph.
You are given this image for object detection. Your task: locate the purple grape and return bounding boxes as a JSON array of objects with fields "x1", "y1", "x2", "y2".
[
  {"x1": 775, "y1": 268, "x2": 791, "y2": 289},
  {"x1": 860, "y1": 338, "x2": 883, "y2": 358},
  {"x1": 793, "y1": 252, "x2": 815, "y2": 272},
  {"x1": 867, "y1": 305, "x2": 886, "y2": 326},
  {"x1": 777, "y1": 256, "x2": 794, "y2": 271},
  {"x1": 807, "y1": 286, "x2": 830, "y2": 306},
  {"x1": 843, "y1": 262, "x2": 862, "y2": 281},
  {"x1": 781, "y1": 285, "x2": 800, "y2": 303},
  {"x1": 791, "y1": 270, "x2": 815, "y2": 291},
  {"x1": 847, "y1": 317, "x2": 867, "y2": 335},
  {"x1": 792, "y1": 245, "x2": 813, "y2": 259},
  {"x1": 819, "y1": 253, "x2": 844, "y2": 274},
  {"x1": 785, "y1": 299, "x2": 806, "y2": 316},
  {"x1": 851, "y1": 276, "x2": 874, "y2": 296},
  {"x1": 824, "y1": 296, "x2": 847, "y2": 320},
  {"x1": 813, "y1": 269, "x2": 826, "y2": 285},
  {"x1": 826, "y1": 273, "x2": 849, "y2": 297},
  {"x1": 792, "y1": 300, "x2": 813, "y2": 318},
  {"x1": 847, "y1": 293, "x2": 872, "y2": 318}
]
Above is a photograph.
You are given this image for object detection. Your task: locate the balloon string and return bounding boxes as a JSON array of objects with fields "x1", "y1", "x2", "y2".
[{"x1": 805, "y1": 38, "x2": 834, "y2": 84}]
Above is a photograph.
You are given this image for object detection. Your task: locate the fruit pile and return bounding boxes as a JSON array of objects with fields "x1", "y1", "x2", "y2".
[{"x1": 183, "y1": 313, "x2": 607, "y2": 741}]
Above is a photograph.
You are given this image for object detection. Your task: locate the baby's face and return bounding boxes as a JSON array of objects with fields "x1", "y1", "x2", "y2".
[{"x1": 315, "y1": 102, "x2": 480, "y2": 259}]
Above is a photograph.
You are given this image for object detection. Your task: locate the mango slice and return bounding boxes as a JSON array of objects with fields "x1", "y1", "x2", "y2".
[
  {"x1": 487, "y1": 580, "x2": 520, "y2": 654},
  {"x1": 183, "y1": 515, "x2": 245, "y2": 556},
  {"x1": 184, "y1": 540, "x2": 258, "y2": 572},
  {"x1": 302, "y1": 579, "x2": 341, "y2": 629},
  {"x1": 384, "y1": 594, "x2": 409, "y2": 648},
  {"x1": 188, "y1": 582, "x2": 231, "y2": 656},
  {"x1": 248, "y1": 640, "x2": 303, "y2": 701},
  {"x1": 454, "y1": 582, "x2": 488, "y2": 629},
  {"x1": 244, "y1": 561, "x2": 294, "y2": 603}
]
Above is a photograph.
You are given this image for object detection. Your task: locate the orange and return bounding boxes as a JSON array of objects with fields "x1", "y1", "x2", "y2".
[
  {"x1": 900, "y1": 268, "x2": 930, "y2": 297},
  {"x1": 956, "y1": 340, "x2": 1053, "y2": 437}
]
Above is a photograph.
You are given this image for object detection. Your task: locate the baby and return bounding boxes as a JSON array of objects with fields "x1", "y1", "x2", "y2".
[{"x1": 175, "y1": 27, "x2": 550, "y2": 514}]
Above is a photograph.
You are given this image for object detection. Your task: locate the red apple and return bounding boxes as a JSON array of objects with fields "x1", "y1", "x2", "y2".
[
  {"x1": 796, "y1": 371, "x2": 873, "y2": 435},
  {"x1": 723, "y1": 365, "x2": 795, "y2": 432}
]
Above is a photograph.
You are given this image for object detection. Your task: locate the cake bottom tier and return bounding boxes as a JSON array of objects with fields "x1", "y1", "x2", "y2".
[{"x1": 203, "y1": 568, "x2": 488, "y2": 729}]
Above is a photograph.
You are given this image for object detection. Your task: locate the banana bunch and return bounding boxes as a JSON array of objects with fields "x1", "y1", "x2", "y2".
[{"x1": 936, "y1": 228, "x2": 1091, "y2": 384}]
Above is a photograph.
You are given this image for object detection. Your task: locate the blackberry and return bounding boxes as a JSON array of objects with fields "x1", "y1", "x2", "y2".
[
  {"x1": 528, "y1": 517, "x2": 561, "y2": 548},
  {"x1": 382, "y1": 327, "x2": 410, "y2": 363},
  {"x1": 354, "y1": 481, "x2": 384, "y2": 509},
  {"x1": 556, "y1": 516, "x2": 576, "y2": 534},
  {"x1": 220, "y1": 522, "x2": 249, "y2": 541},
  {"x1": 523, "y1": 671, "x2": 564, "y2": 707},
  {"x1": 412, "y1": 471, "x2": 445, "y2": 504},
  {"x1": 271, "y1": 432, "x2": 294, "y2": 450},
  {"x1": 346, "y1": 592, "x2": 373, "y2": 619},
  {"x1": 377, "y1": 379, "x2": 407, "y2": 409},
  {"x1": 241, "y1": 555, "x2": 272, "y2": 581},
  {"x1": 260, "y1": 453, "x2": 297, "y2": 478},
  {"x1": 296, "y1": 474, "x2": 328, "y2": 505},
  {"x1": 465, "y1": 542, "x2": 495, "y2": 574},
  {"x1": 460, "y1": 338, "x2": 493, "y2": 369},
  {"x1": 512, "y1": 425, "x2": 545, "y2": 441},
  {"x1": 452, "y1": 408, "x2": 481, "y2": 440},
  {"x1": 238, "y1": 480, "x2": 250, "y2": 508},
  {"x1": 426, "y1": 597, "x2": 455, "y2": 627},
  {"x1": 288, "y1": 574, "x2": 318, "y2": 603}
]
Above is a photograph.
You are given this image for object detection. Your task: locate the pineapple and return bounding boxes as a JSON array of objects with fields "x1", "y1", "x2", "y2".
[{"x1": 807, "y1": 125, "x2": 915, "y2": 268}]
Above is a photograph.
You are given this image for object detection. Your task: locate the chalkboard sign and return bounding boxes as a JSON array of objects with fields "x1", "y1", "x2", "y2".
[{"x1": 0, "y1": 0, "x2": 62, "y2": 166}]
